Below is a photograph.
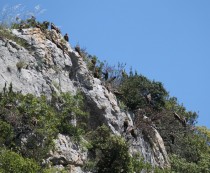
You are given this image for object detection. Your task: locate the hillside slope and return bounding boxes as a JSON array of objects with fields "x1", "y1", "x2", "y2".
[{"x1": 0, "y1": 28, "x2": 170, "y2": 172}]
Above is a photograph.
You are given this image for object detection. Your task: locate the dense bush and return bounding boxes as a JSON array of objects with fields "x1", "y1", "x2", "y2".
[
  {"x1": 0, "y1": 148, "x2": 40, "y2": 173},
  {"x1": 0, "y1": 89, "x2": 59, "y2": 161},
  {"x1": 0, "y1": 85, "x2": 88, "y2": 171},
  {"x1": 170, "y1": 152, "x2": 210, "y2": 173},
  {"x1": 116, "y1": 70, "x2": 210, "y2": 172},
  {"x1": 84, "y1": 125, "x2": 133, "y2": 173},
  {"x1": 119, "y1": 72, "x2": 168, "y2": 110},
  {"x1": 0, "y1": 120, "x2": 14, "y2": 147},
  {"x1": 84, "y1": 125, "x2": 165, "y2": 173},
  {"x1": 55, "y1": 92, "x2": 88, "y2": 142}
]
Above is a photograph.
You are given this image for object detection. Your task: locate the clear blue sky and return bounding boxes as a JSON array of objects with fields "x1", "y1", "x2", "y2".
[{"x1": 1, "y1": 0, "x2": 210, "y2": 128}]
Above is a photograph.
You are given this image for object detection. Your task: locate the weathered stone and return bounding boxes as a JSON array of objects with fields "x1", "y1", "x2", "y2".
[{"x1": 47, "y1": 134, "x2": 87, "y2": 167}]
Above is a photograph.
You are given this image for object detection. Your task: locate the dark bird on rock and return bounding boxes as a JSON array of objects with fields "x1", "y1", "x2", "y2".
[
  {"x1": 130, "y1": 128, "x2": 137, "y2": 141},
  {"x1": 51, "y1": 23, "x2": 61, "y2": 33},
  {"x1": 123, "y1": 119, "x2": 129, "y2": 132},
  {"x1": 102, "y1": 70, "x2": 109, "y2": 81},
  {"x1": 64, "y1": 33, "x2": 69, "y2": 42}
]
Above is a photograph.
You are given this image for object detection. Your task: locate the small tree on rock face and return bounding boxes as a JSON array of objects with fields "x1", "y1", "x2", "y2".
[
  {"x1": 55, "y1": 92, "x2": 88, "y2": 142},
  {"x1": 85, "y1": 125, "x2": 163, "y2": 173},
  {"x1": 86, "y1": 125, "x2": 133, "y2": 173}
]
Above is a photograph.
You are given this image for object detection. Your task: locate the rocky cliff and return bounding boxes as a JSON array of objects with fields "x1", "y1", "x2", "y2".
[{"x1": 0, "y1": 28, "x2": 170, "y2": 172}]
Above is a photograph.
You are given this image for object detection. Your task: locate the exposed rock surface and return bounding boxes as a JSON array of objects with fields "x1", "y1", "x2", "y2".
[
  {"x1": 0, "y1": 28, "x2": 170, "y2": 172},
  {"x1": 46, "y1": 134, "x2": 87, "y2": 173}
]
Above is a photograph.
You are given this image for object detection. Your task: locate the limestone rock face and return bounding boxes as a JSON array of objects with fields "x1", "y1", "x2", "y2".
[
  {"x1": 0, "y1": 28, "x2": 75, "y2": 98},
  {"x1": 46, "y1": 134, "x2": 87, "y2": 173},
  {"x1": 127, "y1": 124, "x2": 170, "y2": 169},
  {"x1": 0, "y1": 28, "x2": 170, "y2": 172}
]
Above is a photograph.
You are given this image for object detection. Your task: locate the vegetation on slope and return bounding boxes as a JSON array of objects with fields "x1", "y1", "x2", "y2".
[
  {"x1": 82, "y1": 49, "x2": 210, "y2": 172},
  {"x1": 118, "y1": 71, "x2": 210, "y2": 172},
  {"x1": 0, "y1": 84, "x2": 88, "y2": 172},
  {"x1": 84, "y1": 125, "x2": 167, "y2": 173}
]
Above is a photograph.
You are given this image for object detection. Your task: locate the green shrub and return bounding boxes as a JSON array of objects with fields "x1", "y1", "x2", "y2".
[
  {"x1": 170, "y1": 151, "x2": 210, "y2": 173},
  {"x1": 0, "y1": 120, "x2": 14, "y2": 146},
  {"x1": 85, "y1": 125, "x2": 133, "y2": 173},
  {"x1": 85, "y1": 125, "x2": 167, "y2": 173},
  {"x1": 56, "y1": 92, "x2": 88, "y2": 142},
  {"x1": 131, "y1": 154, "x2": 152, "y2": 173},
  {"x1": 119, "y1": 73, "x2": 168, "y2": 110},
  {"x1": 0, "y1": 87, "x2": 89, "y2": 170},
  {"x1": 170, "y1": 154, "x2": 199, "y2": 173},
  {"x1": 0, "y1": 148, "x2": 40, "y2": 173},
  {"x1": 0, "y1": 92, "x2": 59, "y2": 161}
]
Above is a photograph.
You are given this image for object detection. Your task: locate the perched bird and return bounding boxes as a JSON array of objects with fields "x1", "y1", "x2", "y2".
[
  {"x1": 123, "y1": 119, "x2": 129, "y2": 132},
  {"x1": 102, "y1": 70, "x2": 109, "y2": 81},
  {"x1": 130, "y1": 128, "x2": 137, "y2": 141},
  {"x1": 64, "y1": 33, "x2": 69, "y2": 42},
  {"x1": 51, "y1": 23, "x2": 61, "y2": 33}
]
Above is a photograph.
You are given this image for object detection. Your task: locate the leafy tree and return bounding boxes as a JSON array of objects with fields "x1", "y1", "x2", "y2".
[
  {"x1": 170, "y1": 154, "x2": 200, "y2": 173},
  {"x1": 196, "y1": 126, "x2": 210, "y2": 145},
  {"x1": 0, "y1": 86, "x2": 88, "y2": 171},
  {"x1": 119, "y1": 72, "x2": 168, "y2": 110},
  {"x1": 0, "y1": 120, "x2": 14, "y2": 147},
  {"x1": 0, "y1": 148, "x2": 40, "y2": 173},
  {"x1": 85, "y1": 125, "x2": 133, "y2": 173},
  {"x1": 0, "y1": 90, "x2": 59, "y2": 161},
  {"x1": 168, "y1": 127, "x2": 210, "y2": 172},
  {"x1": 85, "y1": 125, "x2": 169, "y2": 173}
]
